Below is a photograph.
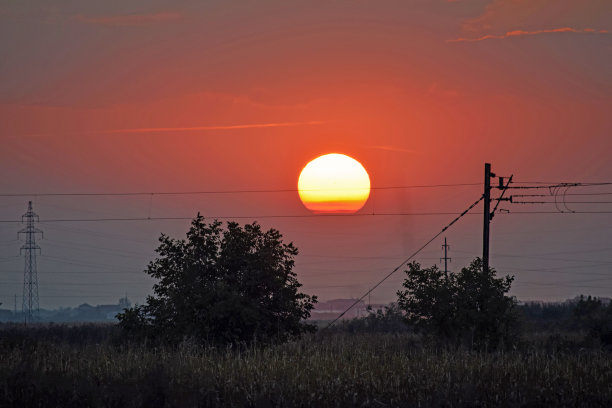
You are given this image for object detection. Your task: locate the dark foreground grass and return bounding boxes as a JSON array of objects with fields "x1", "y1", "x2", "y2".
[{"x1": 1, "y1": 326, "x2": 611, "y2": 407}]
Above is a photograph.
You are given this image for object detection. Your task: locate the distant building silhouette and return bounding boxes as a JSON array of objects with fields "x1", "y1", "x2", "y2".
[
  {"x1": 0, "y1": 297, "x2": 132, "y2": 323},
  {"x1": 310, "y1": 299, "x2": 386, "y2": 320}
]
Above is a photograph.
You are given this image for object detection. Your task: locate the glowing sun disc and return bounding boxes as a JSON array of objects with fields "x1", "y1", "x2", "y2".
[{"x1": 298, "y1": 153, "x2": 371, "y2": 214}]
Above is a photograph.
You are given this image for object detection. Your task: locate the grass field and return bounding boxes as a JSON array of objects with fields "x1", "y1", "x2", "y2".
[{"x1": 1, "y1": 324, "x2": 611, "y2": 407}]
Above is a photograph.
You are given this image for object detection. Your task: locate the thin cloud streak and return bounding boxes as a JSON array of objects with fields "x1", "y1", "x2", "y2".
[
  {"x1": 20, "y1": 121, "x2": 329, "y2": 138},
  {"x1": 21, "y1": 120, "x2": 331, "y2": 137},
  {"x1": 72, "y1": 12, "x2": 182, "y2": 26},
  {"x1": 99, "y1": 121, "x2": 328, "y2": 134},
  {"x1": 369, "y1": 145, "x2": 418, "y2": 154},
  {"x1": 449, "y1": 27, "x2": 609, "y2": 42}
]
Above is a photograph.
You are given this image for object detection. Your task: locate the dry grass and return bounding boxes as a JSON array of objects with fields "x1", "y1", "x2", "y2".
[{"x1": 1, "y1": 328, "x2": 611, "y2": 407}]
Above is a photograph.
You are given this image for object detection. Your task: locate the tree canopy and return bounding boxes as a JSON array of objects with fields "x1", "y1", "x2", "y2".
[
  {"x1": 397, "y1": 258, "x2": 519, "y2": 350},
  {"x1": 118, "y1": 215, "x2": 317, "y2": 344}
]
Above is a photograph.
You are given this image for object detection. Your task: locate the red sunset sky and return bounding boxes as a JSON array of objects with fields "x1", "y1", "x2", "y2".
[{"x1": 1, "y1": 0, "x2": 611, "y2": 308}]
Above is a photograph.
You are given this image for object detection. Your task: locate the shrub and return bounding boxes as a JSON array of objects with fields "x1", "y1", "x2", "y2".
[
  {"x1": 117, "y1": 215, "x2": 317, "y2": 345},
  {"x1": 397, "y1": 258, "x2": 519, "y2": 350}
]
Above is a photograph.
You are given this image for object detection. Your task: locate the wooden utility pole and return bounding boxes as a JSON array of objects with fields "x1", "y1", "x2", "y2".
[{"x1": 483, "y1": 163, "x2": 493, "y2": 273}]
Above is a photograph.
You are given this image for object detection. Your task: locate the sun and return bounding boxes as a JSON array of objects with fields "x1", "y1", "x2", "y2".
[{"x1": 298, "y1": 153, "x2": 371, "y2": 214}]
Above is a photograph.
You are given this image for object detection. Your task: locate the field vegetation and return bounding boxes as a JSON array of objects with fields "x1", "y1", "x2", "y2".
[
  {"x1": 1, "y1": 317, "x2": 611, "y2": 407},
  {"x1": 3, "y1": 218, "x2": 611, "y2": 406}
]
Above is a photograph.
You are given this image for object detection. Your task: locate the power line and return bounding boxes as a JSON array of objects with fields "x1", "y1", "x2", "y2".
[
  {"x1": 501, "y1": 264, "x2": 612, "y2": 276},
  {"x1": 512, "y1": 192, "x2": 612, "y2": 198},
  {"x1": 514, "y1": 281, "x2": 612, "y2": 290},
  {"x1": 1, "y1": 270, "x2": 145, "y2": 275},
  {"x1": 0, "y1": 183, "x2": 481, "y2": 198},
  {"x1": 40, "y1": 223, "x2": 156, "y2": 245},
  {"x1": 11, "y1": 295, "x2": 142, "y2": 298},
  {"x1": 513, "y1": 181, "x2": 612, "y2": 185},
  {"x1": 325, "y1": 194, "x2": 485, "y2": 328},
  {"x1": 0, "y1": 281, "x2": 149, "y2": 286},
  {"x1": 2, "y1": 210, "x2": 611, "y2": 224},
  {"x1": 506, "y1": 182, "x2": 612, "y2": 190},
  {"x1": 513, "y1": 201, "x2": 612, "y2": 204},
  {"x1": 3, "y1": 182, "x2": 610, "y2": 198},
  {"x1": 0, "y1": 212, "x2": 480, "y2": 223},
  {"x1": 501, "y1": 211, "x2": 612, "y2": 214},
  {"x1": 43, "y1": 240, "x2": 153, "y2": 258},
  {"x1": 514, "y1": 247, "x2": 612, "y2": 256},
  {"x1": 40, "y1": 255, "x2": 142, "y2": 270},
  {"x1": 453, "y1": 250, "x2": 612, "y2": 265}
]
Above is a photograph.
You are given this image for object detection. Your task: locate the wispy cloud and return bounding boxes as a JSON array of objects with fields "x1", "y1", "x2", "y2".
[
  {"x1": 449, "y1": 27, "x2": 608, "y2": 42},
  {"x1": 87, "y1": 121, "x2": 327, "y2": 135},
  {"x1": 21, "y1": 120, "x2": 328, "y2": 138},
  {"x1": 72, "y1": 11, "x2": 182, "y2": 26},
  {"x1": 426, "y1": 82, "x2": 459, "y2": 98},
  {"x1": 369, "y1": 145, "x2": 418, "y2": 154}
]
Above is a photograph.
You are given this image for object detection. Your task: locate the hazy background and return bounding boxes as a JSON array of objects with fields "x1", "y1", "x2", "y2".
[{"x1": 1, "y1": 0, "x2": 611, "y2": 308}]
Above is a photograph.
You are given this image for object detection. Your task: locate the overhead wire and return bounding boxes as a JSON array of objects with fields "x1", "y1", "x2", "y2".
[
  {"x1": 40, "y1": 254, "x2": 143, "y2": 270},
  {"x1": 325, "y1": 194, "x2": 485, "y2": 328},
  {"x1": 514, "y1": 281, "x2": 612, "y2": 290},
  {"x1": 3, "y1": 179, "x2": 612, "y2": 306},
  {"x1": 512, "y1": 201, "x2": 612, "y2": 204},
  {"x1": 4, "y1": 210, "x2": 612, "y2": 224},
  {"x1": 512, "y1": 192, "x2": 612, "y2": 198},
  {"x1": 3, "y1": 181, "x2": 611, "y2": 198},
  {"x1": 506, "y1": 182, "x2": 612, "y2": 190},
  {"x1": 0, "y1": 212, "x2": 482, "y2": 223},
  {"x1": 0, "y1": 183, "x2": 481, "y2": 198}
]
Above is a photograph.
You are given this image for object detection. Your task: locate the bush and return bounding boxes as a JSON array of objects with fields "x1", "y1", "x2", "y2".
[
  {"x1": 333, "y1": 303, "x2": 411, "y2": 334},
  {"x1": 397, "y1": 258, "x2": 519, "y2": 350},
  {"x1": 572, "y1": 295, "x2": 612, "y2": 347},
  {"x1": 117, "y1": 215, "x2": 317, "y2": 345}
]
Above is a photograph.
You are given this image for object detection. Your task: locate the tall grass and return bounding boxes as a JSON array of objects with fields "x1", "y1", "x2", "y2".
[{"x1": 1, "y1": 326, "x2": 611, "y2": 407}]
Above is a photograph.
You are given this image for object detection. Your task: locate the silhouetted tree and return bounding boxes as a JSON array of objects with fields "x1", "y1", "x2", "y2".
[
  {"x1": 117, "y1": 215, "x2": 317, "y2": 344},
  {"x1": 573, "y1": 295, "x2": 612, "y2": 345},
  {"x1": 397, "y1": 258, "x2": 519, "y2": 350},
  {"x1": 518, "y1": 301, "x2": 574, "y2": 332}
]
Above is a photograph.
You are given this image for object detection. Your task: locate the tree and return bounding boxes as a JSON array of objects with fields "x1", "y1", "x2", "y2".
[
  {"x1": 397, "y1": 258, "x2": 519, "y2": 350},
  {"x1": 117, "y1": 215, "x2": 317, "y2": 344},
  {"x1": 573, "y1": 295, "x2": 612, "y2": 345}
]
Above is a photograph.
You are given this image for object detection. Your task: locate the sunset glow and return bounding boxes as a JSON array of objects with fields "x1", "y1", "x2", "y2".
[
  {"x1": 0, "y1": 0, "x2": 610, "y2": 306},
  {"x1": 298, "y1": 154, "x2": 370, "y2": 214}
]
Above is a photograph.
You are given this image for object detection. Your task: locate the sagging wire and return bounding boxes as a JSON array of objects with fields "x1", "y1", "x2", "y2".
[{"x1": 324, "y1": 194, "x2": 485, "y2": 329}]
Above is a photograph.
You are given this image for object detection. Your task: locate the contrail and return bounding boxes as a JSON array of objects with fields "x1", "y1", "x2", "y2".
[{"x1": 93, "y1": 120, "x2": 328, "y2": 134}]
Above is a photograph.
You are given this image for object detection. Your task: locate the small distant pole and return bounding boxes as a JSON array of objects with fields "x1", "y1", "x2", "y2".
[
  {"x1": 14, "y1": 294, "x2": 17, "y2": 317},
  {"x1": 440, "y1": 237, "x2": 451, "y2": 278}
]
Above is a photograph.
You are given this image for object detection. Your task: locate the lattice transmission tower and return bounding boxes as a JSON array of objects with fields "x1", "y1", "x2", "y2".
[{"x1": 19, "y1": 201, "x2": 42, "y2": 323}]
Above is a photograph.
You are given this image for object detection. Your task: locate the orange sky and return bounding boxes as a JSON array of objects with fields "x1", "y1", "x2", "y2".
[{"x1": 0, "y1": 0, "x2": 611, "y2": 308}]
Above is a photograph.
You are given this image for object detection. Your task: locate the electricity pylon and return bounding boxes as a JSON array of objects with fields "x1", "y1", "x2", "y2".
[{"x1": 19, "y1": 201, "x2": 42, "y2": 324}]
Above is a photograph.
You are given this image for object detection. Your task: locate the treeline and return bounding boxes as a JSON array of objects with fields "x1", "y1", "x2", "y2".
[{"x1": 332, "y1": 295, "x2": 612, "y2": 347}]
